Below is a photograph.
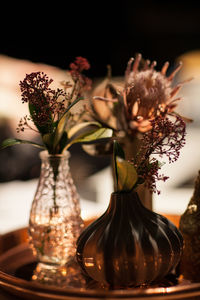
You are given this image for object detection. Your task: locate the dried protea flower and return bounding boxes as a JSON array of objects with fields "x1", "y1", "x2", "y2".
[
  {"x1": 90, "y1": 53, "x2": 191, "y2": 135},
  {"x1": 124, "y1": 53, "x2": 185, "y2": 132}
]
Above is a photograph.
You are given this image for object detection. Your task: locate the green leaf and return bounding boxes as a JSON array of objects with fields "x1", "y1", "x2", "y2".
[
  {"x1": 116, "y1": 156, "x2": 138, "y2": 192},
  {"x1": 52, "y1": 97, "x2": 84, "y2": 151},
  {"x1": 58, "y1": 131, "x2": 69, "y2": 153},
  {"x1": 53, "y1": 111, "x2": 70, "y2": 150},
  {"x1": 67, "y1": 121, "x2": 102, "y2": 139},
  {"x1": 113, "y1": 140, "x2": 125, "y2": 160},
  {"x1": 113, "y1": 140, "x2": 125, "y2": 191},
  {"x1": 0, "y1": 138, "x2": 45, "y2": 150},
  {"x1": 112, "y1": 141, "x2": 137, "y2": 192},
  {"x1": 42, "y1": 133, "x2": 54, "y2": 149},
  {"x1": 62, "y1": 127, "x2": 113, "y2": 152},
  {"x1": 29, "y1": 103, "x2": 51, "y2": 135}
]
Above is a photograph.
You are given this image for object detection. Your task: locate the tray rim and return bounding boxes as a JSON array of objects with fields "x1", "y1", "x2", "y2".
[
  {"x1": 1, "y1": 270, "x2": 200, "y2": 299},
  {"x1": 0, "y1": 228, "x2": 200, "y2": 299}
]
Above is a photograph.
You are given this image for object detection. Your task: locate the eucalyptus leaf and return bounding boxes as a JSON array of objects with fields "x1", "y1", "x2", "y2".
[
  {"x1": 53, "y1": 97, "x2": 84, "y2": 151},
  {"x1": 116, "y1": 156, "x2": 138, "y2": 192},
  {"x1": 63, "y1": 128, "x2": 113, "y2": 152},
  {"x1": 59, "y1": 132, "x2": 69, "y2": 153},
  {"x1": 0, "y1": 138, "x2": 45, "y2": 150},
  {"x1": 53, "y1": 111, "x2": 70, "y2": 150},
  {"x1": 67, "y1": 121, "x2": 102, "y2": 139},
  {"x1": 113, "y1": 139, "x2": 125, "y2": 159},
  {"x1": 42, "y1": 133, "x2": 54, "y2": 149},
  {"x1": 113, "y1": 140, "x2": 125, "y2": 191}
]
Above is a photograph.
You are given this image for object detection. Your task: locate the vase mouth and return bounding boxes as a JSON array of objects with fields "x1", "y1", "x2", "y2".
[
  {"x1": 39, "y1": 150, "x2": 70, "y2": 160},
  {"x1": 111, "y1": 190, "x2": 139, "y2": 201},
  {"x1": 111, "y1": 190, "x2": 137, "y2": 196}
]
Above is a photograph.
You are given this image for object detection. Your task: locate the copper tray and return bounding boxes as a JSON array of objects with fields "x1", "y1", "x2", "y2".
[{"x1": 0, "y1": 228, "x2": 200, "y2": 300}]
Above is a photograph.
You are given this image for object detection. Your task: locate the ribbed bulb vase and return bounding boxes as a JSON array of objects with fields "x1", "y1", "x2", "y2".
[{"x1": 76, "y1": 190, "x2": 183, "y2": 288}]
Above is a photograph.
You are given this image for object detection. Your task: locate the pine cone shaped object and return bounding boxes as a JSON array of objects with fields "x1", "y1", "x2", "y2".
[{"x1": 179, "y1": 171, "x2": 200, "y2": 282}]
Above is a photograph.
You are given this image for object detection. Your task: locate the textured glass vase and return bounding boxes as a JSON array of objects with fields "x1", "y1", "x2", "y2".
[
  {"x1": 77, "y1": 190, "x2": 183, "y2": 288},
  {"x1": 29, "y1": 150, "x2": 84, "y2": 286}
]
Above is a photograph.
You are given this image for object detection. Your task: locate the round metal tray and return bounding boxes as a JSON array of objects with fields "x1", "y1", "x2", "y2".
[{"x1": 0, "y1": 227, "x2": 200, "y2": 300}]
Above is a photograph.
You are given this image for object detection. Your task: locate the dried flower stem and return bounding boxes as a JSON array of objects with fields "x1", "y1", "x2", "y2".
[{"x1": 132, "y1": 112, "x2": 186, "y2": 194}]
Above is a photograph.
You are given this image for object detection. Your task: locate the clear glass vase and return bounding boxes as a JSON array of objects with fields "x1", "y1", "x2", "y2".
[{"x1": 29, "y1": 150, "x2": 85, "y2": 286}]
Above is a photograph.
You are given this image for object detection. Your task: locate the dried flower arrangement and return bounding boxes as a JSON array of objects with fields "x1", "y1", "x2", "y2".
[
  {"x1": 113, "y1": 112, "x2": 186, "y2": 195},
  {"x1": 75, "y1": 54, "x2": 189, "y2": 286},
  {"x1": 76, "y1": 133, "x2": 186, "y2": 288},
  {"x1": 0, "y1": 55, "x2": 189, "y2": 195},
  {"x1": 1, "y1": 57, "x2": 112, "y2": 154},
  {"x1": 90, "y1": 53, "x2": 190, "y2": 136},
  {"x1": 84, "y1": 53, "x2": 190, "y2": 194},
  {"x1": 0, "y1": 57, "x2": 113, "y2": 287}
]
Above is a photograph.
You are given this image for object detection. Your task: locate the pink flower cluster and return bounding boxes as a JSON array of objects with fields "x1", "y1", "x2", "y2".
[
  {"x1": 69, "y1": 56, "x2": 90, "y2": 72},
  {"x1": 19, "y1": 72, "x2": 66, "y2": 131},
  {"x1": 17, "y1": 57, "x2": 92, "y2": 135},
  {"x1": 134, "y1": 113, "x2": 186, "y2": 194},
  {"x1": 69, "y1": 56, "x2": 92, "y2": 93}
]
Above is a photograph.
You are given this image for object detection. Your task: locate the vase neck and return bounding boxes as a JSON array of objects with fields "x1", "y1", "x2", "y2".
[
  {"x1": 39, "y1": 151, "x2": 71, "y2": 182},
  {"x1": 39, "y1": 150, "x2": 70, "y2": 161},
  {"x1": 107, "y1": 190, "x2": 142, "y2": 214}
]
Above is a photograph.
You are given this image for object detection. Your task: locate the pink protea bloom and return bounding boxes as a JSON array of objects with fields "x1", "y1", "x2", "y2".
[
  {"x1": 92, "y1": 53, "x2": 190, "y2": 135},
  {"x1": 124, "y1": 53, "x2": 185, "y2": 132}
]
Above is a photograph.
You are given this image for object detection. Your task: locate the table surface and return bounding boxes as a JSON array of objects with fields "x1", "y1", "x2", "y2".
[{"x1": 0, "y1": 214, "x2": 182, "y2": 300}]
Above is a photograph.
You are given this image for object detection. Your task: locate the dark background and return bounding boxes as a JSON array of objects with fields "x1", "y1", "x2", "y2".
[{"x1": 2, "y1": 1, "x2": 200, "y2": 77}]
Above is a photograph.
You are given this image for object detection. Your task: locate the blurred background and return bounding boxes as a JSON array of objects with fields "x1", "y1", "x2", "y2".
[{"x1": 0, "y1": 0, "x2": 200, "y2": 233}]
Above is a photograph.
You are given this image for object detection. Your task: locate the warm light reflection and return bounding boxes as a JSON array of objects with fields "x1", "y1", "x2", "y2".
[
  {"x1": 176, "y1": 50, "x2": 200, "y2": 122},
  {"x1": 84, "y1": 257, "x2": 95, "y2": 267},
  {"x1": 34, "y1": 213, "x2": 63, "y2": 226},
  {"x1": 61, "y1": 267, "x2": 67, "y2": 276}
]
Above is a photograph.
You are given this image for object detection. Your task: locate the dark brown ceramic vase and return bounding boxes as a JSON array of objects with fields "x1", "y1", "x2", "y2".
[{"x1": 76, "y1": 190, "x2": 183, "y2": 288}]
